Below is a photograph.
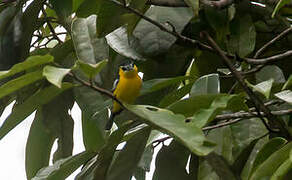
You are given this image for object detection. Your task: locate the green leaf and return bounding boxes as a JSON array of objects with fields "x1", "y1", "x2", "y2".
[
  {"x1": 25, "y1": 110, "x2": 56, "y2": 179},
  {"x1": 270, "y1": 159, "x2": 292, "y2": 180},
  {"x1": 251, "y1": 137, "x2": 287, "y2": 176},
  {"x1": 0, "y1": 70, "x2": 43, "y2": 100},
  {"x1": 105, "y1": 27, "x2": 145, "y2": 60},
  {"x1": 275, "y1": 90, "x2": 292, "y2": 104},
  {"x1": 72, "y1": 15, "x2": 109, "y2": 64},
  {"x1": 190, "y1": 73, "x2": 220, "y2": 96},
  {"x1": 250, "y1": 142, "x2": 292, "y2": 180},
  {"x1": 247, "y1": 79, "x2": 274, "y2": 99},
  {"x1": 167, "y1": 94, "x2": 223, "y2": 117},
  {"x1": 205, "y1": 7, "x2": 229, "y2": 40},
  {"x1": 153, "y1": 140, "x2": 191, "y2": 180},
  {"x1": 43, "y1": 66, "x2": 71, "y2": 88},
  {"x1": 228, "y1": 14, "x2": 256, "y2": 57},
  {"x1": 96, "y1": 0, "x2": 128, "y2": 37},
  {"x1": 0, "y1": 83, "x2": 73, "y2": 140},
  {"x1": 0, "y1": 55, "x2": 53, "y2": 80},
  {"x1": 0, "y1": 6, "x2": 16, "y2": 36},
  {"x1": 50, "y1": 0, "x2": 72, "y2": 17},
  {"x1": 126, "y1": 104, "x2": 215, "y2": 156},
  {"x1": 76, "y1": 122, "x2": 133, "y2": 180},
  {"x1": 184, "y1": 0, "x2": 199, "y2": 16},
  {"x1": 272, "y1": 0, "x2": 290, "y2": 18},
  {"x1": 204, "y1": 153, "x2": 238, "y2": 180},
  {"x1": 75, "y1": 59, "x2": 108, "y2": 78},
  {"x1": 191, "y1": 95, "x2": 247, "y2": 128},
  {"x1": 256, "y1": 65, "x2": 285, "y2": 83},
  {"x1": 107, "y1": 127, "x2": 151, "y2": 180},
  {"x1": 133, "y1": 6, "x2": 193, "y2": 55},
  {"x1": 32, "y1": 151, "x2": 95, "y2": 180},
  {"x1": 232, "y1": 138, "x2": 261, "y2": 176},
  {"x1": 282, "y1": 74, "x2": 292, "y2": 90},
  {"x1": 73, "y1": 0, "x2": 86, "y2": 12},
  {"x1": 138, "y1": 145, "x2": 154, "y2": 171},
  {"x1": 141, "y1": 76, "x2": 192, "y2": 95},
  {"x1": 74, "y1": 86, "x2": 108, "y2": 151},
  {"x1": 159, "y1": 83, "x2": 193, "y2": 108}
]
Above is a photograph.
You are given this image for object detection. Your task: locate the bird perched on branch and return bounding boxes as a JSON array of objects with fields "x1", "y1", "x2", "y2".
[{"x1": 105, "y1": 61, "x2": 142, "y2": 130}]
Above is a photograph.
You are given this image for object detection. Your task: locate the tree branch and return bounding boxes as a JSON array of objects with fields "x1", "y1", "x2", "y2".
[
  {"x1": 254, "y1": 26, "x2": 292, "y2": 58},
  {"x1": 68, "y1": 72, "x2": 124, "y2": 108},
  {"x1": 244, "y1": 50, "x2": 292, "y2": 65},
  {"x1": 146, "y1": 0, "x2": 234, "y2": 8},
  {"x1": 201, "y1": 31, "x2": 290, "y2": 138},
  {"x1": 215, "y1": 109, "x2": 292, "y2": 121}
]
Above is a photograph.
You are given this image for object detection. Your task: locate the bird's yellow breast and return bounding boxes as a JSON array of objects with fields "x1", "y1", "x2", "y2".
[{"x1": 113, "y1": 72, "x2": 142, "y2": 112}]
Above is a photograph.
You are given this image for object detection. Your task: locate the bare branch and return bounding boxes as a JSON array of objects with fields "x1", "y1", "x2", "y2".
[
  {"x1": 254, "y1": 26, "x2": 292, "y2": 58},
  {"x1": 68, "y1": 73, "x2": 124, "y2": 108},
  {"x1": 215, "y1": 109, "x2": 292, "y2": 121},
  {"x1": 245, "y1": 50, "x2": 292, "y2": 65},
  {"x1": 201, "y1": 31, "x2": 290, "y2": 138}
]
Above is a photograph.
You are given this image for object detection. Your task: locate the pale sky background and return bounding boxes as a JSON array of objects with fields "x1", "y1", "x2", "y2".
[{"x1": 0, "y1": 102, "x2": 163, "y2": 179}]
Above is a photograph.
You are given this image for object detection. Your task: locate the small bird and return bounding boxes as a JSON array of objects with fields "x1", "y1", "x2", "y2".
[{"x1": 105, "y1": 61, "x2": 142, "y2": 130}]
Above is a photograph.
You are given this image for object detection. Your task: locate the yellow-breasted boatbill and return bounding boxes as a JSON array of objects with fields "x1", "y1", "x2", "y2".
[{"x1": 105, "y1": 61, "x2": 142, "y2": 130}]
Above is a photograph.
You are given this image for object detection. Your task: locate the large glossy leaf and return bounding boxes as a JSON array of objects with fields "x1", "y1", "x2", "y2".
[
  {"x1": 50, "y1": 0, "x2": 72, "y2": 17},
  {"x1": 191, "y1": 95, "x2": 247, "y2": 128},
  {"x1": 25, "y1": 110, "x2": 56, "y2": 179},
  {"x1": 275, "y1": 90, "x2": 292, "y2": 104},
  {"x1": 0, "y1": 83, "x2": 73, "y2": 140},
  {"x1": 159, "y1": 83, "x2": 193, "y2": 108},
  {"x1": 272, "y1": 0, "x2": 290, "y2": 17},
  {"x1": 75, "y1": 59, "x2": 108, "y2": 78},
  {"x1": 247, "y1": 79, "x2": 274, "y2": 99},
  {"x1": 96, "y1": 0, "x2": 128, "y2": 37},
  {"x1": 0, "y1": 55, "x2": 53, "y2": 80},
  {"x1": 0, "y1": 6, "x2": 16, "y2": 36},
  {"x1": 107, "y1": 127, "x2": 151, "y2": 180},
  {"x1": 153, "y1": 140, "x2": 191, "y2": 180},
  {"x1": 190, "y1": 73, "x2": 220, "y2": 96},
  {"x1": 31, "y1": 151, "x2": 95, "y2": 180},
  {"x1": 105, "y1": 27, "x2": 145, "y2": 60},
  {"x1": 231, "y1": 138, "x2": 261, "y2": 176},
  {"x1": 167, "y1": 94, "x2": 223, "y2": 117},
  {"x1": 270, "y1": 158, "x2": 292, "y2": 180},
  {"x1": 43, "y1": 66, "x2": 71, "y2": 88},
  {"x1": 126, "y1": 104, "x2": 215, "y2": 156},
  {"x1": 0, "y1": 70, "x2": 43, "y2": 99},
  {"x1": 256, "y1": 65, "x2": 286, "y2": 83},
  {"x1": 228, "y1": 14, "x2": 256, "y2": 57},
  {"x1": 204, "y1": 153, "x2": 238, "y2": 180},
  {"x1": 141, "y1": 76, "x2": 192, "y2": 95},
  {"x1": 282, "y1": 74, "x2": 292, "y2": 90},
  {"x1": 133, "y1": 6, "x2": 193, "y2": 55},
  {"x1": 250, "y1": 137, "x2": 287, "y2": 177},
  {"x1": 74, "y1": 86, "x2": 108, "y2": 151},
  {"x1": 76, "y1": 122, "x2": 133, "y2": 180},
  {"x1": 250, "y1": 142, "x2": 292, "y2": 180},
  {"x1": 72, "y1": 15, "x2": 109, "y2": 64}
]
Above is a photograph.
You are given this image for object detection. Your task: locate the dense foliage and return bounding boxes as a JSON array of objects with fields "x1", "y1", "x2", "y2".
[{"x1": 0, "y1": 0, "x2": 291, "y2": 179}]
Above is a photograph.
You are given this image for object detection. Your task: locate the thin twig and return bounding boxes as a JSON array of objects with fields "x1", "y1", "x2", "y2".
[
  {"x1": 254, "y1": 26, "x2": 292, "y2": 58},
  {"x1": 215, "y1": 109, "x2": 292, "y2": 121},
  {"x1": 245, "y1": 50, "x2": 292, "y2": 65},
  {"x1": 68, "y1": 72, "x2": 124, "y2": 107},
  {"x1": 201, "y1": 31, "x2": 290, "y2": 137},
  {"x1": 41, "y1": 7, "x2": 62, "y2": 44}
]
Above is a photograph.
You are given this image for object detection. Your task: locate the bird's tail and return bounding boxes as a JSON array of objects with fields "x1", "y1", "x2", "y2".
[{"x1": 105, "y1": 112, "x2": 115, "y2": 130}]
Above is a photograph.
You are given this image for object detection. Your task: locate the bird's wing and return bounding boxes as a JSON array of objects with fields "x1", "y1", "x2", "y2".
[{"x1": 112, "y1": 75, "x2": 119, "y2": 92}]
